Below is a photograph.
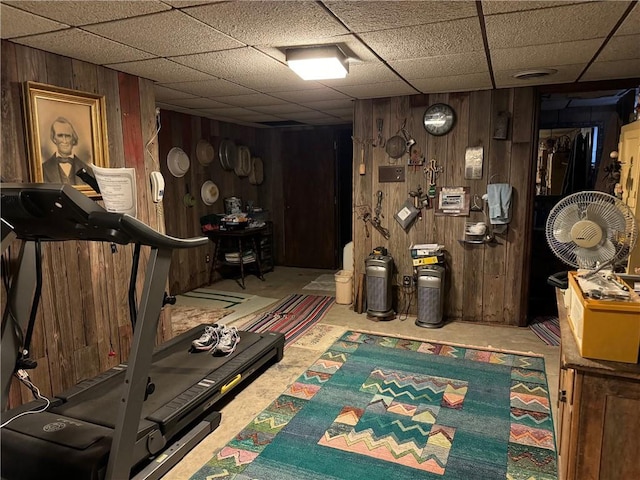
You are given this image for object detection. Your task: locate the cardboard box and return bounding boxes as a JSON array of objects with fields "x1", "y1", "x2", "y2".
[{"x1": 567, "y1": 272, "x2": 640, "y2": 363}]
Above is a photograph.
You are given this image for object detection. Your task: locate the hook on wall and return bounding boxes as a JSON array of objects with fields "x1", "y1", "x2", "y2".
[{"x1": 489, "y1": 174, "x2": 505, "y2": 184}]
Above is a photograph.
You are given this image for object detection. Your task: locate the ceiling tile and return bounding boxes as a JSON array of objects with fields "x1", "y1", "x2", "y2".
[
  {"x1": 12, "y1": 29, "x2": 154, "y2": 64},
  {"x1": 581, "y1": 58, "x2": 640, "y2": 81},
  {"x1": 494, "y1": 64, "x2": 584, "y2": 87},
  {"x1": 256, "y1": 34, "x2": 379, "y2": 64},
  {"x1": 299, "y1": 99, "x2": 355, "y2": 110},
  {"x1": 317, "y1": 62, "x2": 400, "y2": 86},
  {"x1": 223, "y1": 112, "x2": 286, "y2": 122},
  {"x1": 3, "y1": 0, "x2": 170, "y2": 26},
  {"x1": 325, "y1": 1, "x2": 477, "y2": 31},
  {"x1": 321, "y1": 107, "x2": 354, "y2": 118},
  {"x1": 491, "y1": 39, "x2": 601, "y2": 71},
  {"x1": 183, "y1": 1, "x2": 348, "y2": 46},
  {"x1": 233, "y1": 73, "x2": 322, "y2": 92},
  {"x1": 170, "y1": 47, "x2": 288, "y2": 79},
  {"x1": 359, "y1": 17, "x2": 484, "y2": 60},
  {"x1": 482, "y1": 1, "x2": 586, "y2": 15},
  {"x1": 390, "y1": 51, "x2": 488, "y2": 79},
  {"x1": 160, "y1": 78, "x2": 255, "y2": 96},
  {"x1": 305, "y1": 117, "x2": 350, "y2": 125},
  {"x1": 485, "y1": 2, "x2": 629, "y2": 49},
  {"x1": 216, "y1": 93, "x2": 288, "y2": 107},
  {"x1": 411, "y1": 72, "x2": 492, "y2": 93},
  {"x1": 164, "y1": 97, "x2": 231, "y2": 109},
  {"x1": 617, "y1": 3, "x2": 640, "y2": 35},
  {"x1": 251, "y1": 104, "x2": 313, "y2": 114},
  {"x1": 269, "y1": 87, "x2": 352, "y2": 103},
  {"x1": 283, "y1": 110, "x2": 342, "y2": 121},
  {"x1": 84, "y1": 10, "x2": 243, "y2": 57},
  {"x1": 198, "y1": 106, "x2": 259, "y2": 117},
  {"x1": 334, "y1": 81, "x2": 419, "y2": 98},
  {"x1": 0, "y1": 4, "x2": 68, "y2": 39},
  {"x1": 540, "y1": 98, "x2": 571, "y2": 111},
  {"x1": 154, "y1": 85, "x2": 198, "y2": 101},
  {"x1": 596, "y1": 34, "x2": 640, "y2": 62},
  {"x1": 163, "y1": 1, "x2": 225, "y2": 6},
  {"x1": 107, "y1": 58, "x2": 214, "y2": 83}
]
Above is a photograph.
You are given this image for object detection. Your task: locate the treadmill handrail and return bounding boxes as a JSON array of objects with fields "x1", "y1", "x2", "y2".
[
  {"x1": 1, "y1": 183, "x2": 207, "y2": 248},
  {"x1": 88, "y1": 212, "x2": 207, "y2": 249}
]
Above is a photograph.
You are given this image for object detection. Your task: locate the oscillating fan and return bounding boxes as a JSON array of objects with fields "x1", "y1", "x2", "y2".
[{"x1": 545, "y1": 191, "x2": 638, "y2": 279}]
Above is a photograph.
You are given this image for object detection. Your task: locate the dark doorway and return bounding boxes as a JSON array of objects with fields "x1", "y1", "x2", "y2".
[
  {"x1": 280, "y1": 127, "x2": 344, "y2": 268},
  {"x1": 528, "y1": 84, "x2": 637, "y2": 319}
]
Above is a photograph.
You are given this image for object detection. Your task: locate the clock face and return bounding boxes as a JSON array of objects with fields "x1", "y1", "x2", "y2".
[{"x1": 423, "y1": 103, "x2": 456, "y2": 136}]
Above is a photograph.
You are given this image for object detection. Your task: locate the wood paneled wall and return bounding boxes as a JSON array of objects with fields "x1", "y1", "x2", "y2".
[
  {"x1": 1, "y1": 41, "x2": 167, "y2": 406},
  {"x1": 157, "y1": 111, "x2": 274, "y2": 293},
  {"x1": 352, "y1": 88, "x2": 537, "y2": 325}
]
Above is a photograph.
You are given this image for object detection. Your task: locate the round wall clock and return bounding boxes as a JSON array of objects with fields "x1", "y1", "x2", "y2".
[{"x1": 423, "y1": 103, "x2": 456, "y2": 136}]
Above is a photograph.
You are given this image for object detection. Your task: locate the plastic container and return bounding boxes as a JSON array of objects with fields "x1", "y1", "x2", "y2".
[
  {"x1": 567, "y1": 272, "x2": 640, "y2": 363},
  {"x1": 335, "y1": 270, "x2": 353, "y2": 305}
]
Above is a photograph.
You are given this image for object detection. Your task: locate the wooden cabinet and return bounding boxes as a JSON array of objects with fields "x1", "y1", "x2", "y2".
[
  {"x1": 556, "y1": 290, "x2": 640, "y2": 479},
  {"x1": 618, "y1": 120, "x2": 640, "y2": 274}
]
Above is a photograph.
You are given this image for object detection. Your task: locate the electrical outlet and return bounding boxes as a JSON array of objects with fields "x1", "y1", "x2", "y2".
[
  {"x1": 205, "y1": 254, "x2": 210, "y2": 263},
  {"x1": 402, "y1": 275, "x2": 411, "y2": 287}
]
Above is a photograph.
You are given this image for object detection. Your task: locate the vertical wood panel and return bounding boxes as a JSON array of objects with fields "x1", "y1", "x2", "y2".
[
  {"x1": 463, "y1": 90, "x2": 491, "y2": 321},
  {"x1": 353, "y1": 87, "x2": 536, "y2": 324},
  {"x1": 2, "y1": 41, "x2": 183, "y2": 407}
]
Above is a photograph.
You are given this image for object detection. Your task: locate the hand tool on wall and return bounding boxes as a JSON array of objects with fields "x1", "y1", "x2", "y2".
[
  {"x1": 371, "y1": 191, "x2": 391, "y2": 239},
  {"x1": 424, "y1": 158, "x2": 443, "y2": 198},
  {"x1": 374, "y1": 118, "x2": 385, "y2": 148},
  {"x1": 409, "y1": 185, "x2": 430, "y2": 217}
]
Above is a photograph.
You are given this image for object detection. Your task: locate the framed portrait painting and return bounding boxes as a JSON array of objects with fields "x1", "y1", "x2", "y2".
[{"x1": 23, "y1": 81, "x2": 109, "y2": 197}]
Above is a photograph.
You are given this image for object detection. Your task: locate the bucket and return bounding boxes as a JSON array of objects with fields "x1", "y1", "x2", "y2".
[
  {"x1": 224, "y1": 196, "x2": 242, "y2": 214},
  {"x1": 335, "y1": 270, "x2": 353, "y2": 305}
]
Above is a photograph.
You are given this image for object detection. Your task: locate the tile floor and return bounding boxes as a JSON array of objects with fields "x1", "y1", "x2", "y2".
[{"x1": 164, "y1": 266, "x2": 560, "y2": 479}]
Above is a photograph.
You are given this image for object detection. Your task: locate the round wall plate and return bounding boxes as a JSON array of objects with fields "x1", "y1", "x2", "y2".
[
  {"x1": 423, "y1": 103, "x2": 456, "y2": 136},
  {"x1": 201, "y1": 180, "x2": 219, "y2": 205}
]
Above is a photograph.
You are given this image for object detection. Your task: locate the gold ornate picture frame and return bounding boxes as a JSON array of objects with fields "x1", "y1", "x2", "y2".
[{"x1": 23, "y1": 81, "x2": 109, "y2": 197}]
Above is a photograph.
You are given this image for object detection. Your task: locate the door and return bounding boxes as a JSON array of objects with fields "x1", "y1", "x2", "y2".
[{"x1": 281, "y1": 128, "x2": 337, "y2": 268}]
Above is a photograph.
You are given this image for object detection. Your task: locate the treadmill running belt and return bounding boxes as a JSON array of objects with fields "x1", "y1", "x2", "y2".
[{"x1": 52, "y1": 330, "x2": 263, "y2": 429}]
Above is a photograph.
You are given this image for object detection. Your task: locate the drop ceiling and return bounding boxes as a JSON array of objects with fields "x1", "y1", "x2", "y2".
[{"x1": 2, "y1": 0, "x2": 639, "y2": 127}]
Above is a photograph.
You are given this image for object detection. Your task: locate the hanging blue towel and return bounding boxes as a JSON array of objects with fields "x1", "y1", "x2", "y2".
[{"x1": 487, "y1": 183, "x2": 512, "y2": 224}]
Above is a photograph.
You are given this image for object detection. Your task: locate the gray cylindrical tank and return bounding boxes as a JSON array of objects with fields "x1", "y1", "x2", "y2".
[
  {"x1": 365, "y1": 254, "x2": 394, "y2": 318},
  {"x1": 416, "y1": 265, "x2": 445, "y2": 328}
]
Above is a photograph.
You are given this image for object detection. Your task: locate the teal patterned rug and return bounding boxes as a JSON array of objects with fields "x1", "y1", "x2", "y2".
[{"x1": 191, "y1": 331, "x2": 557, "y2": 480}]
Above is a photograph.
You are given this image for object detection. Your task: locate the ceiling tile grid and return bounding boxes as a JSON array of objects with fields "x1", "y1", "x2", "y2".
[
  {"x1": 84, "y1": 10, "x2": 244, "y2": 57},
  {"x1": 0, "y1": 3, "x2": 67, "y2": 39},
  {"x1": 12, "y1": 28, "x2": 155, "y2": 65},
  {"x1": 3, "y1": 0, "x2": 170, "y2": 26},
  {"x1": 1, "y1": 0, "x2": 638, "y2": 127}
]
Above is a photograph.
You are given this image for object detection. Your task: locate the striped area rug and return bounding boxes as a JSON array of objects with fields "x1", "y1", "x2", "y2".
[
  {"x1": 241, "y1": 294, "x2": 335, "y2": 346},
  {"x1": 529, "y1": 316, "x2": 560, "y2": 346}
]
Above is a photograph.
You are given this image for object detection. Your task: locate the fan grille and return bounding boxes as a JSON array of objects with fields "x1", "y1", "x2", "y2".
[{"x1": 545, "y1": 191, "x2": 638, "y2": 269}]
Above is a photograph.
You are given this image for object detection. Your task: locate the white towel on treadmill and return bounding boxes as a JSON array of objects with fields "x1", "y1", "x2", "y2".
[{"x1": 487, "y1": 183, "x2": 512, "y2": 224}]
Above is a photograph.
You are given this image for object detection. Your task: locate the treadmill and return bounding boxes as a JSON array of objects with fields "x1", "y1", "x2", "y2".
[{"x1": 0, "y1": 184, "x2": 285, "y2": 480}]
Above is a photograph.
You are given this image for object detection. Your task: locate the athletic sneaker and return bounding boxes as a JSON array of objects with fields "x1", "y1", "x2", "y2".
[
  {"x1": 191, "y1": 324, "x2": 222, "y2": 352},
  {"x1": 215, "y1": 326, "x2": 240, "y2": 356}
]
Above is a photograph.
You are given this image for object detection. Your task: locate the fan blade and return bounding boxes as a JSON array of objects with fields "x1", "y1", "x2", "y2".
[
  {"x1": 586, "y1": 203, "x2": 626, "y2": 235},
  {"x1": 574, "y1": 240, "x2": 616, "y2": 269},
  {"x1": 552, "y1": 204, "x2": 581, "y2": 242},
  {"x1": 574, "y1": 247, "x2": 601, "y2": 268}
]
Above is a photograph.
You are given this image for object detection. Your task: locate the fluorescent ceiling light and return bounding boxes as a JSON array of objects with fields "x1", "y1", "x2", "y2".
[{"x1": 286, "y1": 46, "x2": 348, "y2": 80}]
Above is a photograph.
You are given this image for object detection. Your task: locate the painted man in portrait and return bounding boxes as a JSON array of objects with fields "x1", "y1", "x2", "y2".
[{"x1": 42, "y1": 116, "x2": 91, "y2": 185}]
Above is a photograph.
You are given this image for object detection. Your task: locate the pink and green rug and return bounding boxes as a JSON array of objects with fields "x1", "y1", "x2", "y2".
[
  {"x1": 191, "y1": 331, "x2": 557, "y2": 479},
  {"x1": 242, "y1": 294, "x2": 335, "y2": 347}
]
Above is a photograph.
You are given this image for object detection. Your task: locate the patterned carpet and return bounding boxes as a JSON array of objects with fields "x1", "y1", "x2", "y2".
[
  {"x1": 241, "y1": 294, "x2": 335, "y2": 347},
  {"x1": 191, "y1": 331, "x2": 557, "y2": 480},
  {"x1": 529, "y1": 316, "x2": 560, "y2": 346}
]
